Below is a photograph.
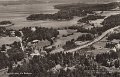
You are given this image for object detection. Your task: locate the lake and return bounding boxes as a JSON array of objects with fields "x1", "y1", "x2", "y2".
[
  {"x1": 0, "y1": 3, "x2": 82, "y2": 29},
  {"x1": 1, "y1": 2, "x2": 119, "y2": 29},
  {"x1": 0, "y1": 3, "x2": 59, "y2": 20}
]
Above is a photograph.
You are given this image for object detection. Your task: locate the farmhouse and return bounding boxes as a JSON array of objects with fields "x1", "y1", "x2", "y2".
[{"x1": 28, "y1": 39, "x2": 51, "y2": 51}]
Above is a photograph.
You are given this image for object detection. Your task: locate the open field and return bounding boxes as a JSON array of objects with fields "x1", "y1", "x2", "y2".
[{"x1": 0, "y1": 36, "x2": 21, "y2": 47}]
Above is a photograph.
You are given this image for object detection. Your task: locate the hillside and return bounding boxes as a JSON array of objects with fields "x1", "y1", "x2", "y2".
[
  {"x1": 27, "y1": 2, "x2": 120, "y2": 21},
  {"x1": 54, "y1": 2, "x2": 120, "y2": 11}
]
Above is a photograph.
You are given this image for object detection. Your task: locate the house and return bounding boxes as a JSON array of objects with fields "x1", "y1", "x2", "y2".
[
  {"x1": 28, "y1": 39, "x2": 51, "y2": 51},
  {"x1": 31, "y1": 40, "x2": 39, "y2": 44},
  {"x1": 31, "y1": 27, "x2": 36, "y2": 32},
  {"x1": 30, "y1": 49, "x2": 40, "y2": 58}
]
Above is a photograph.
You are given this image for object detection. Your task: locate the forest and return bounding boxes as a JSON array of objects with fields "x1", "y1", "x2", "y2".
[
  {"x1": 27, "y1": 2, "x2": 119, "y2": 21},
  {"x1": 101, "y1": 14, "x2": 120, "y2": 27},
  {"x1": 54, "y1": 2, "x2": 119, "y2": 11},
  {"x1": 78, "y1": 15, "x2": 105, "y2": 23},
  {"x1": 9, "y1": 50, "x2": 120, "y2": 77},
  {"x1": 20, "y1": 27, "x2": 59, "y2": 43},
  {"x1": 107, "y1": 33, "x2": 120, "y2": 41},
  {"x1": 0, "y1": 21, "x2": 12, "y2": 25},
  {"x1": 26, "y1": 9, "x2": 87, "y2": 21}
]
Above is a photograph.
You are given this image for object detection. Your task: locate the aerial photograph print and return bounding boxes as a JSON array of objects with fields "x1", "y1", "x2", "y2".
[{"x1": 1, "y1": 0, "x2": 120, "y2": 77}]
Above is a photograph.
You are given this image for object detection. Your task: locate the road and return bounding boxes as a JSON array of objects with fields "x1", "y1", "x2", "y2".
[
  {"x1": 65, "y1": 26, "x2": 120, "y2": 53},
  {"x1": 0, "y1": 26, "x2": 120, "y2": 77}
]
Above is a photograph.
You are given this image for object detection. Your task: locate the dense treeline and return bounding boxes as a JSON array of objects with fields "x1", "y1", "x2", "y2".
[
  {"x1": 62, "y1": 34, "x2": 94, "y2": 50},
  {"x1": 0, "y1": 27, "x2": 59, "y2": 70},
  {"x1": 27, "y1": 9, "x2": 87, "y2": 21},
  {"x1": 9, "y1": 52, "x2": 99, "y2": 77},
  {"x1": 0, "y1": 42, "x2": 25, "y2": 70},
  {"x1": 63, "y1": 39, "x2": 77, "y2": 50},
  {"x1": 0, "y1": 52, "x2": 9, "y2": 69},
  {"x1": 55, "y1": 2, "x2": 119, "y2": 11},
  {"x1": 20, "y1": 27, "x2": 59, "y2": 43},
  {"x1": 69, "y1": 13, "x2": 120, "y2": 35},
  {"x1": 105, "y1": 43, "x2": 116, "y2": 48},
  {"x1": 107, "y1": 33, "x2": 120, "y2": 41},
  {"x1": 7, "y1": 42, "x2": 25, "y2": 62},
  {"x1": 96, "y1": 51, "x2": 118, "y2": 67},
  {"x1": 9, "y1": 51, "x2": 120, "y2": 77},
  {"x1": 68, "y1": 26, "x2": 103, "y2": 35},
  {"x1": 78, "y1": 15, "x2": 105, "y2": 23},
  {"x1": 92, "y1": 14, "x2": 120, "y2": 34},
  {"x1": 101, "y1": 14, "x2": 120, "y2": 27},
  {"x1": 78, "y1": 14, "x2": 120, "y2": 35},
  {"x1": 27, "y1": 10, "x2": 75, "y2": 21},
  {"x1": 0, "y1": 21, "x2": 12, "y2": 25},
  {"x1": 27, "y1": 2, "x2": 119, "y2": 21},
  {"x1": 77, "y1": 34, "x2": 94, "y2": 41}
]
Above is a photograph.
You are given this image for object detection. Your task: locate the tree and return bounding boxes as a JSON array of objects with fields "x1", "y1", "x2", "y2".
[
  {"x1": 84, "y1": 58, "x2": 90, "y2": 66},
  {"x1": 114, "y1": 60, "x2": 120, "y2": 68},
  {"x1": 7, "y1": 48, "x2": 25, "y2": 61},
  {"x1": 0, "y1": 21, "x2": 12, "y2": 25},
  {"x1": 1, "y1": 44, "x2": 6, "y2": 51},
  {"x1": 15, "y1": 31, "x2": 22, "y2": 37}
]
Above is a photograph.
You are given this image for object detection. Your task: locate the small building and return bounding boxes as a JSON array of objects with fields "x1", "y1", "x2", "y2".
[
  {"x1": 31, "y1": 27, "x2": 36, "y2": 32},
  {"x1": 28, "y1": 39, "x2": 51, "y2": 52},
  {"x1": 30, "y1": 49, "x2": 40, "y2": 58},
  {"x1": 31, "y1": 40, "x2": 39, "y2": 44}
]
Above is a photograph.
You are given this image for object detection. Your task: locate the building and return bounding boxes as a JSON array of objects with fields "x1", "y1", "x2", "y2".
[
  {"x1": 28, "y1": 39, "x2": 51, "y2": 51},
  {"x1": 31, "y1": 27, "x2": 36, "y2": 32}
]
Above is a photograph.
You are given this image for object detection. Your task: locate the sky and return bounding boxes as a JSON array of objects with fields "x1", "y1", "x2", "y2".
[{"x1": 0, "y1": 0, "x2": 119, "y2": 4}]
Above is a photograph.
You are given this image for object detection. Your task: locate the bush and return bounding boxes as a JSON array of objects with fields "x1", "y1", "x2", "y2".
[{"x1": 0, "y1": 21, "x2": 12, "y2": 25}]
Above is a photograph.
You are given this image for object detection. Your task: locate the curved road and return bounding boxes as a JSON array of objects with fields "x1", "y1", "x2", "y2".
[
  {"x1": 0, "y1": 26, "x2": 120, "y2": 77},
  {"x1": 65, "y1": 26, "x2": 120, "y2": 53}
]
